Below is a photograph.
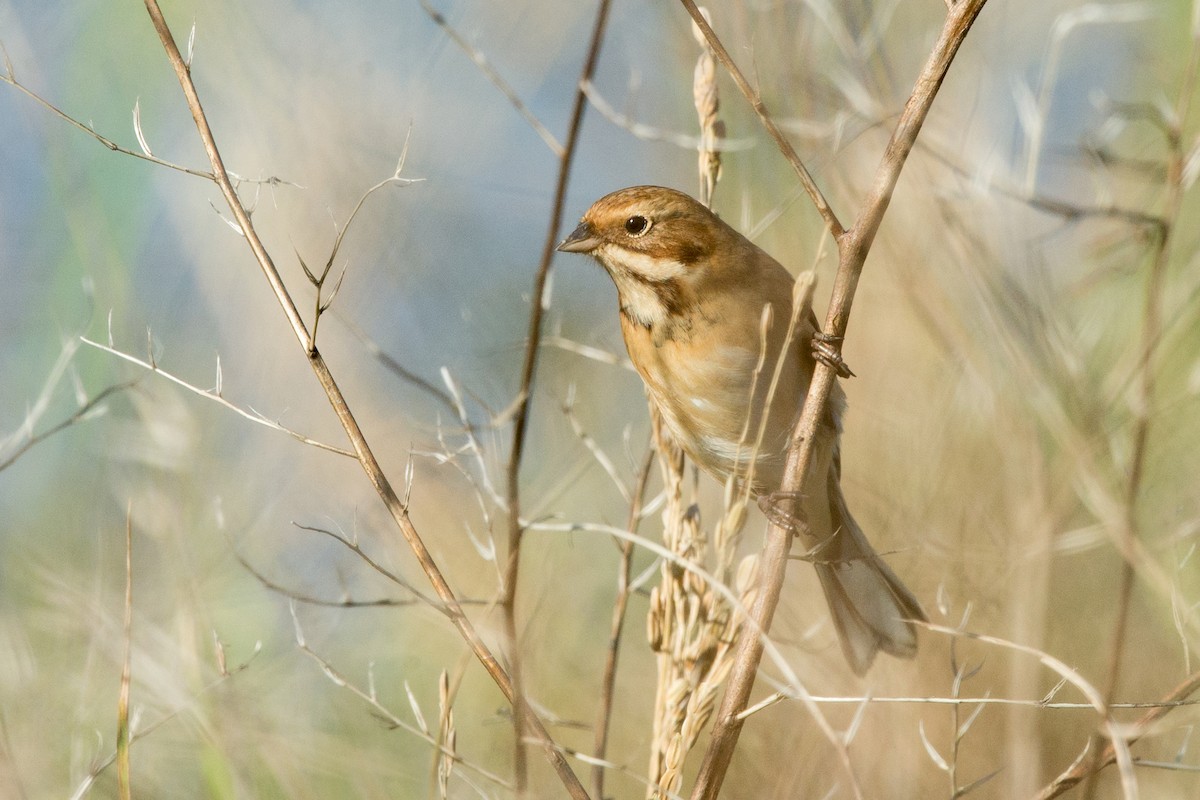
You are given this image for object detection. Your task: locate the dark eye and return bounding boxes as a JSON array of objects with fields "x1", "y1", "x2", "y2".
[{"x1": 624, "y1": 215, "x2": 651, "y2": 236}]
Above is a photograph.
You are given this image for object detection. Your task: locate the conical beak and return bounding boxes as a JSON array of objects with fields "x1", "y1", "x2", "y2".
[{"x1": 556, "y1": 221, "x2": 600, "y2": 253}]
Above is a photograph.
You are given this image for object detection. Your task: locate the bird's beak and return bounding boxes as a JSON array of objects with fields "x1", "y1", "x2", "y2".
[{"x1": 557, "y1": 221, "x2": 600, "y2": 253}]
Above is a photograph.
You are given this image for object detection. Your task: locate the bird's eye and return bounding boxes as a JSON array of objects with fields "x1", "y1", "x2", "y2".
[{"x1": 624, "y1": 215, "x2": 651, "y2": 236}]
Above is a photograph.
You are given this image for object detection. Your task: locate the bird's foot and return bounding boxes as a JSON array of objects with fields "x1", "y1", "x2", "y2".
[
  {"x1": 812, "y1": 332, "x2": 855, "y2": 378},
  {"x1": 758, "y1": 492, "x2": 849, "y2": 564},
  {"x1": 757, "y1": 491, "x2": 806, "y2": 534}
]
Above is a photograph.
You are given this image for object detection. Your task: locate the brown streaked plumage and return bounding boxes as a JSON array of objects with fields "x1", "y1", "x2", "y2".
[{"x1": 558, "y1": 185, "x2": 925, "y2": 675}]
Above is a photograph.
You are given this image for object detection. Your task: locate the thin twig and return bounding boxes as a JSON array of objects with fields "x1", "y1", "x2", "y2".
[
  {"x1": 918, "y1": 624, "x2": 1139, "y2": 798},
  {"x1": 336, "y1": 314, "x2": 464, "y2": 418},
  {"x1": 679, "y1": 0, "x2": 844, "y2": 238},
  {"x1": 116, "y1": 503, "x2": 133, "y2": 800},
  {"x1": 417, "y1": 0, "x2": 563, "y2": 157},
  {"x1": 231, "y1": 543, "x2": 488, "y2": 611},
  {"x1": 748, "y1": 691, "x2": 1200, "y2": 712},
  {"x1": 580, "y1": 79, "x2": 755, "y2": 152},
  {"x1": 0, "y1": 51, "x2": 293, "y2": 188},
  {"x1": 685, "y1": 3, "x2": 990, "y2": 798},
  {"x1": 563, "y1": 386, "x2": 631, "y2": 504},
  {"x1": 501, "y1": 1, "x2": 612, "y2": 793},
  {"x1": 138, "y1": 3, "x2": 588, "y2": 795},
  {"x1": 0, "y1": 62, "x2": 211, "y2": 179},
  {"x1": 81, "y1": 337, "x2": 355, "y2": 457},
  {"x1": 592, "y1": 446, "x2": 655, "y2": 799},
  {"x1": 300, "y1": 138, "x2": 420, "y2": 351},
  {"x1": 0, "y1": 380, "x2": 135, "y2": 473},
  {"x1": 540, "y1": 335, "x2": 636, "y2": 371}
]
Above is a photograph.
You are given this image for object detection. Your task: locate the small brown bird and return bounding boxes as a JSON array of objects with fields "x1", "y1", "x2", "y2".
[{"x1": 558, "y1": 185, "x2": 925, "y2": 674}]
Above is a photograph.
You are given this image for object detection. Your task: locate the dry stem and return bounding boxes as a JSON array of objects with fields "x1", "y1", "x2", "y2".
[
  {"x1": 684, "y1": 2, "x2": 990, "y2": 798},
  {"x1": 500, "y1": 2, "x2": 612, "y2": 792},
  {"x1": 592, "y1": 447, "x2": 656, "y2": 800},
  {"x1": 116, "y1": 503, "x2": 133, "y2": 800}
]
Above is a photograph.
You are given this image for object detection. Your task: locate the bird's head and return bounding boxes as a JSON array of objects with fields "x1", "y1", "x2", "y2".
[{"x1": 557, "y1": 186, "x2": 726, "y2": 328}]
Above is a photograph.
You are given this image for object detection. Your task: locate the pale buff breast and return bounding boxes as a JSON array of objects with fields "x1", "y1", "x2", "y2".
[{"x1": 624, "y1": 318, "x2": 797, "y2": 490}]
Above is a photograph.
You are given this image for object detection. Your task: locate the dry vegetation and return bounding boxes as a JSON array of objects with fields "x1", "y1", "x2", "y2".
[{"x1": 1, "y1": 0, "x2": 1198, "y2": 798}]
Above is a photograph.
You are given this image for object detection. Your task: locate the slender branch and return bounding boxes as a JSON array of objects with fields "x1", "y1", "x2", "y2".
[
  {"x1": 0, "y1": 50, "x2": 295, "y2": 189},
  {"x1": 0, "y1": 59, "x2": 211, "y2": 179},
  {"x1": 580, "y1": 79, "x2": 756, "y2": 152},
  {"x1": 679, "y1": 0, "x2": 844, "y2": 238},
  {"x1": 336, "y1": 314, "x2": 465, "y2": 418},
  {"x1": 592, "y1": 446, "x2": 655, "y2": 799},
  {"x1": 748, "y1": 691, "x2": 1200, "y2": 712},
  {"x1": 417, "y1": 0, "x2": 562, "y2": 156},
  {"x1": 80, "y1": 337, "x2": 355, "y2": 457},
  {"x1": 501, "y1": 1, "x2": 611, "y2": 793},
  {"x1": 138, "y1": 3, "x2": 588, "y2": 796},
  {"x1": 687, "y1": 2, "x2": 990, "y2": 798},
  {"x1": 116, "y1": 503, "x2": 133, "y2": 800},
  {"x1": 0, "y1": 380, "x2": 135, "y2": 474}
]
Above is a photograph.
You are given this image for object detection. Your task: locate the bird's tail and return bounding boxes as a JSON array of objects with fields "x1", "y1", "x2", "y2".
[{"x1": 811, "y1": 485, "x2": 926, "y2": 675}]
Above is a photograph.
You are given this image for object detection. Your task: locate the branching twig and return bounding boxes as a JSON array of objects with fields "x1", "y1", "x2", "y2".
[
  {"x1": 580, "y1": 79, "x2": 755, "y2": 153},
  {"x1": 0, "y1": 46, "x2": 294, "y2": 189},
  {"x1": 918, "y1": 623, "x2": 1138, "y2": 797},
  {"x1": 290, "y1": 521, "x2": 444, "y2": 609},
  {"x1": 563, "y1": 386, "x2": 631, "y2": 504},
  {"x1": 300, "y1": 137, "x2": 420, "y2": 351},
  {"x1": 684, "y1": 2, "x2": 991, "y2": 798},
  {"x1": 116, "y1": 503, "x2": 134, "y2": 800},
  {"x1": 336, "y1": 314, "x2": 464, "y2": 419},
  {"x1": 137, "y1": 3, "x2": 588, "y2": 795},
  {"x1": 231, "y1": 537, "x2": 489, "y2": 611},
  {"x1": 0, "y1": 335, "x2": 135, "y2": 473}
]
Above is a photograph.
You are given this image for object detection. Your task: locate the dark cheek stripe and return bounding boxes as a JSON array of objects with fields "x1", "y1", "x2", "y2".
[{"x1": 623, "y1": 269, "x2": 685, "y2": 317}]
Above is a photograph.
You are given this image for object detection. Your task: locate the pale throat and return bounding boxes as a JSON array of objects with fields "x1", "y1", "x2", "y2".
[{"x1": 598, "y1": 243, "x2": 686, "y2": 329}]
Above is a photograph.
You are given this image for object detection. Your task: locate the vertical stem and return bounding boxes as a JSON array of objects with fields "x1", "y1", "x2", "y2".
[
  {"x1": 502, "y1": 2, "x2": 611, "y2": 792},
  {"x1": 116, "y1": 503, "x2": 133, "y2": 800},
  {"x1": 687, "y1": 3, "x2": 989, "y2": 798},
  {"x1": 592, "y1": 448, "x2": 655, "y2": 799}
]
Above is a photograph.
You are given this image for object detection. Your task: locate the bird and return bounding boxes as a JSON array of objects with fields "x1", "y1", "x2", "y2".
[{"x1": 557, "y1": 185, "x2": 925, "y2": 675}]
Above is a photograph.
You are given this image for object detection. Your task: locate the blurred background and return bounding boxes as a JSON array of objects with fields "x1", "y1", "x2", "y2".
[{"x1": 1, "y1": 0, "x2": 1197, "y2": 797}]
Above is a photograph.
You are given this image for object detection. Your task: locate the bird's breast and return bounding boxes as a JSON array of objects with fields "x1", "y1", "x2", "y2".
[{"x1": 621, "y1": 313, "x2": 795, "y2": 489}]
